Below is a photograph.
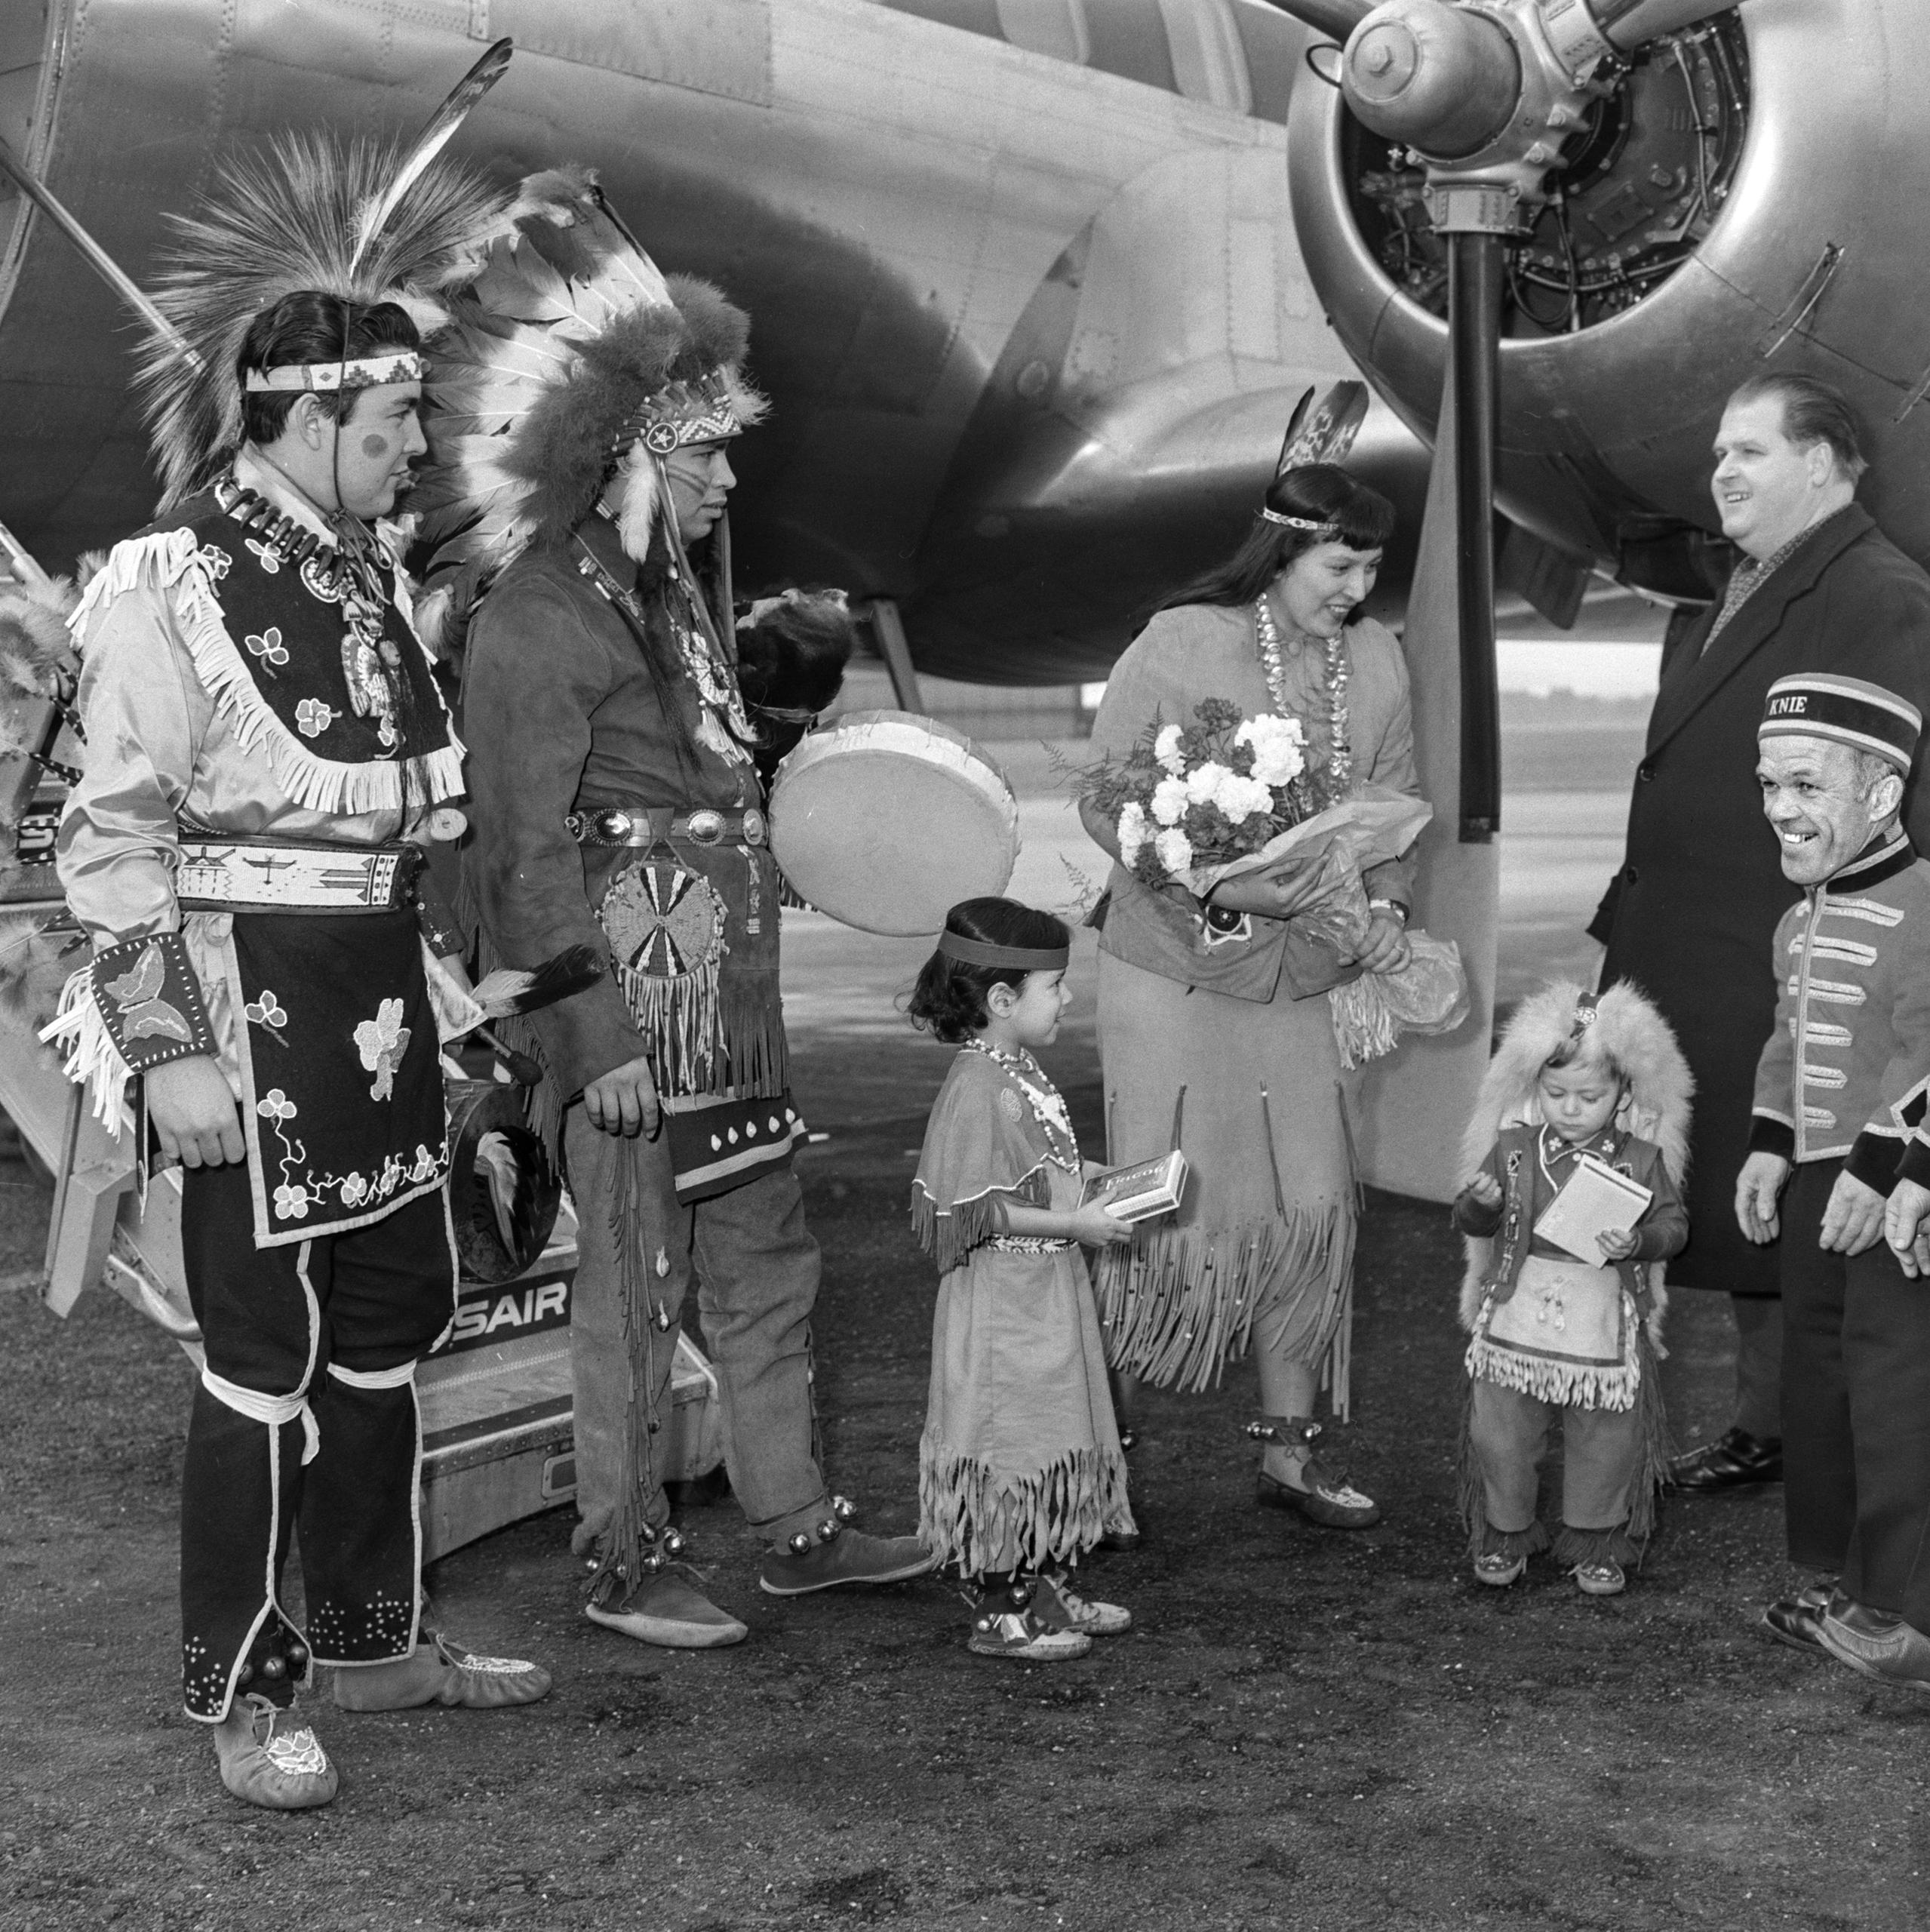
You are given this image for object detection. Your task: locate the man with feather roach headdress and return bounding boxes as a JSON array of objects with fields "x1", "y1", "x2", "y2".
[
  {"x1": 418, "y1": 167, "x2": 936, "y2": 1651},
  {"x1": 43, "y1": 134, "x2": 553, "y2": 1810}
]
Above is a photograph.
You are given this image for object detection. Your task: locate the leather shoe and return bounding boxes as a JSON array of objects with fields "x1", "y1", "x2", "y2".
[
  {"x1": 585, "y1": 1569, "x2": 748, "y2": 1649},
  {"x1": 1761, "y1": 1584, "x2": 1832, "y2": 1655},
  {"x1": 1815, "y1": 1593, "x2": 1930, "y2": 1691},
  {"x1": 1665, "y1": 1426, "x2": 1782, "y2": 1494},
  {"x1": 759, "y1": 1524, "x2": 939, "y2": 1597}
]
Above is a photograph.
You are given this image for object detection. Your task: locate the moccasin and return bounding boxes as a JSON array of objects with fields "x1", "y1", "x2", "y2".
[
  {"x1": 333, "y1": 1632, "x2": 551, "y2": 1711},
  {"x1": 214, "y1": 1694, "x2": 338, "y2": 1810}
]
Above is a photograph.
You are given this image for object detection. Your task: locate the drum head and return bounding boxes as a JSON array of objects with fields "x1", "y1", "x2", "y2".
[{"x1": 768, "y1": 710, "x2": 1019, "y2": 937}]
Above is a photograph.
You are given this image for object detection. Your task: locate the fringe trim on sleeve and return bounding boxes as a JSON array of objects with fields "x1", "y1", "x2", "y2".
[
  {"x1": 39, "y1": 964, "x2": 134, "y2": 1131},
  {"x1": 72, "y1": 528, "x2": 466, "y2": 817},
  {"x1": 1095, "y1": 1199, "x2": 1357, "y2": 1413},
  {"x1": 910, "y1": 1165, "x2": 1050, "y2": 1275},
  {"x1": 917, "y1": 1430, "x2": 1132, "y2": 1577}
]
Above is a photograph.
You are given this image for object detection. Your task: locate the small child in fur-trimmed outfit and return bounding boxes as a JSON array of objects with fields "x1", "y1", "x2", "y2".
[
  {"x1": 1452, "y1": 981, "x2": 1692, "y2": 1596},
  {"x1": 907, "y1": 897, "x2": 1137, "y2": 1661}
]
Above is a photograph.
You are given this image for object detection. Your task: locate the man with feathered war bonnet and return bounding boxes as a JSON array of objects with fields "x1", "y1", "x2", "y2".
[{"x1": 423, "y1": 168, "x2": 936, "y2": 1650}]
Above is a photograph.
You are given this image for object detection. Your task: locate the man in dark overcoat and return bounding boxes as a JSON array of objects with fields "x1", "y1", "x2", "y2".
[{"x1": 1589, "y1": 373, "x2": 1930, "y2": 1491}]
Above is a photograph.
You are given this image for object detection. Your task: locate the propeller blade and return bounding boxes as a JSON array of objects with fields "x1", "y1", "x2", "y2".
[
  {"x1": 1349, "y1": 347, "x2": 1498, "y2": 1203},
  {"x1": 1447, "y1": 230, "x2": 1504, "y2": 843},
  {"x1": 1259, "y1": 0, "x2": 1375, "y2": 40},
  {"x1": 349, "y1": 37, "x2": 514, "y2": 274}
]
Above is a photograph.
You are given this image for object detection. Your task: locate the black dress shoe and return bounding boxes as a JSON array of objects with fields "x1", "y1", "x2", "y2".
[
  {"x1": 1761, "y1": 1584, "x2": 1832, "y2": 1654},
  {"x1": 1666, "y1": 1426, "x2": 1783, "y2": 1494}
]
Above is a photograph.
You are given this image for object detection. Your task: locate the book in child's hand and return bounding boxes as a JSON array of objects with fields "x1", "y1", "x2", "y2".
[
  {"x1": 1532, "y1": 1152, "x2": 1652, "y2": 1263},
  {"x1": 1081, "y1": 1152, "x2": 1189, "y2": 1224}
]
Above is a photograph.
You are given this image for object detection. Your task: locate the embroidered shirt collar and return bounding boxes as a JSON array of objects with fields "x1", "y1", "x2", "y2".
[
  {"x1": 1826, "y1": 824, "x2": 1916, "y2": 896},
  {"x1": 1538, "y1": 1122, "x2": 1621, "y2": 1172}
]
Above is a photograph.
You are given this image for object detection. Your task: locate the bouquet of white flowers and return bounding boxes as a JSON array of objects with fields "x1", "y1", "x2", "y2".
[
  {"x1": 1077, "y1": 697, "x2": 1465, "y2": 1065},
  {"x1": 1080, "y1": 697, "x2": 1329, "y2": 890}
]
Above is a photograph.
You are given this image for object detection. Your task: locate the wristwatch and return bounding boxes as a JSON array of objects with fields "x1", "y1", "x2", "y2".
[{"x1": 1368, "y1": 897, "x2": 1409, "y2": 924}]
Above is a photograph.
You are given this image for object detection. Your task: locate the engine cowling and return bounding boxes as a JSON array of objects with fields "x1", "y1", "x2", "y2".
[{"x1": 1286, "y1": 0, "x2": 1930, "y2": 600}]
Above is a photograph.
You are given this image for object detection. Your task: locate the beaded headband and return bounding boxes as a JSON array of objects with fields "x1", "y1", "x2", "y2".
[
  {"x1": 1259, "y1": 508, "x2": 1339, "y2": 534},
  {"x1": 244, "y1": 350, "x2": 426, "y2": 394},
  {"x1": 937, "y1": 931, "x2": 1068, "y2": 971}
]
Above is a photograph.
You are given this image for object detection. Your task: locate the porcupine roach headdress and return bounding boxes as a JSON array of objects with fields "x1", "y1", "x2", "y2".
[
  {"x1": 137, "y1": 133, "x2": 512, "y2": 507},
  {"x1": 1456, "y1": 978, "x2": 1693, "y2": 1343},
  {"x1": 410, "y1": 165, "x2": 767, "y2": 630}
]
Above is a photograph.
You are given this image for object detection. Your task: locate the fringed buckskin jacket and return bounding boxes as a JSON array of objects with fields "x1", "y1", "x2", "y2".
[
  {"x1": 460, "y1": 518, "x2": 785, "y2": 1149},
  {"x1": 1452, "y1": 1123, "x2": 1687, "y2": 1318}
]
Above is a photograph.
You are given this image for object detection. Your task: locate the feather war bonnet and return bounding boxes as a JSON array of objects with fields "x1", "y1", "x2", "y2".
[
  {"x1": 1456, "y1": 978, "x2": 1694, "y2": 1343},
  {"x1": 412, "y1": 166, "x2": 767, "y2": 629},
  {"x1": 137, "y1": 134, "x2": 511, "y2": 508}
]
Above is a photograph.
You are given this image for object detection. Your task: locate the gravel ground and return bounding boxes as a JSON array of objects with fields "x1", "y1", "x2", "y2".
[{"x1": 4, "y1": 1129, "x2": 1928, "y2": 1932}]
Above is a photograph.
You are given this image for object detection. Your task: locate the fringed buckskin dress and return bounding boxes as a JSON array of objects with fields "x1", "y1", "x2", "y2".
[
  {"x1": 912, "y1": 1042, "x2": 1134, "y2": 1575},
  {"x1": 1088, "y1": 604, "x2": 1420, "y2": 1410}
]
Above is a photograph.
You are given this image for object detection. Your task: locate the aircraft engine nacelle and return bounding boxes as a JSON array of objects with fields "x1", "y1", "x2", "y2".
[{"x1": 1284, "y1": 0, "x2": 1930, "y2": 602}]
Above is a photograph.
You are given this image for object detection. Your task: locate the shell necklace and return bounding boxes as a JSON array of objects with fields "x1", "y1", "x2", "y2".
[
  {"x1": 1253, "y1": 594, "x2": 1352, "y2": 804},
  {"x1": 964, "y1": 1038, "x2": 1079, "y2": 1168}
]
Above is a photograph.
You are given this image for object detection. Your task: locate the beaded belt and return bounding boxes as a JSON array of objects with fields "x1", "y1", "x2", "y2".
[
  {"x1": 567, "y1": 805, "x2": 767, "y2": 849},
  {"x1": 176, "y1": 835, "x2": 415, "y2": 912}
]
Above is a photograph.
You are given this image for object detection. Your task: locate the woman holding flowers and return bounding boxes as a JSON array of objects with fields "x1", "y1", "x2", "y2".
[{"x1": 1079, "y1": 463, "x2": 1421, "y2": 1528}]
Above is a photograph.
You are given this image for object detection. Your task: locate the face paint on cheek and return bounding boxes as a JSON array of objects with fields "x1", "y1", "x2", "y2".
[{"x1": 361, "y1": 433, "x2": 392, "y2": 461}]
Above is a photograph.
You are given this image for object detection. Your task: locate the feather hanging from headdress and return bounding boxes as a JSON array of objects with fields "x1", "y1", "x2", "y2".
[{"x1": 138, "y1": 134, "x2": 512, "y2": 507}]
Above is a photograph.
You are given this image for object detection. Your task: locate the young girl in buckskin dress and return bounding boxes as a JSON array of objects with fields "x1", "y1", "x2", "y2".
[{"x1": 908, "y1": 897, "x2": 1138, "y2": 1661}]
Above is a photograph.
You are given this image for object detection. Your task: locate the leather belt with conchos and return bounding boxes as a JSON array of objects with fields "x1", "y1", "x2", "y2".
[
  {"x1": 567, "y1": 805, "x2": 767, "y2": 849},
  {"x1": 176, "y1": 835, "x2": 416, "y2": 912}
]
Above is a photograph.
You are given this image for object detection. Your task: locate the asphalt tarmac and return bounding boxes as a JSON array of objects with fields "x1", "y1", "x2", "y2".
[{"x1": 12, "y1": 743, "x2": 1925, "y2": 1931}]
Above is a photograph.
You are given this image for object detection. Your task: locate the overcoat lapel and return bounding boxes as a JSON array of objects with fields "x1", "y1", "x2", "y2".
[{"x1": 1646, "y1": 506, "x2": 1872, "y2": 757}]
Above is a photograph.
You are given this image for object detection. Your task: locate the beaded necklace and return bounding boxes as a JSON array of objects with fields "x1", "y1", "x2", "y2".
[
  {"x1": 1253, "y1": 594, "x2": 1351, "y2": 805},
  {"x1": 963, "y1": 1038, "x2": 1079, "y2": 1169},
  {"x1": 215, "y1": 475, "x2": 406, "y2": 749},
  {"x1": 573, "y1": 534, "x2": 754, "y2": 750}
]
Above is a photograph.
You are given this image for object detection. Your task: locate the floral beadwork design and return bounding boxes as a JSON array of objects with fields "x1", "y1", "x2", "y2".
[
  {"x1": 353, "y1": 998, "x2": 411, "y2": 1102},
  {"x1": 243, "y1": 987, "x2": 289, "y2": 1047},
  {"x1": 244, "y1": 537, "x2": 283, "y2": 574},
  {"x1": 198, "y1": 544, "x2": 232, "y2": 582},
  {"x1": 243, "y1": 625, "x2": 289, "y2": 670},
  {"x1": 253, "y1": 1079, "x2": 447, "y2": 1226},
  {"x1": 294, "y1": 696, "x2": 336, "y2": 738}
]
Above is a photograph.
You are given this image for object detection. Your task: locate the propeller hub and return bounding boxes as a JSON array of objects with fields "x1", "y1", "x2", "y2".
[{"x1": 1342, "y1": 2, "x2": 1522, "y2": 160}]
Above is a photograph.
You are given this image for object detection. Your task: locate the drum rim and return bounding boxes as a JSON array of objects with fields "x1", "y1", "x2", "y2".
[{"x1": 769, "y1": 708, "x2": 1015, "y2": 809}]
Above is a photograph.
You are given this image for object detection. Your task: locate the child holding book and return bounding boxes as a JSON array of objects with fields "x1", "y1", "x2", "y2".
[
  {"x1": 1452, "y1": 981, "x2": 1692, "y2": 1596},
  {"x1": 908, "y1": 897, "x2": 1138, "y2": 1660}
]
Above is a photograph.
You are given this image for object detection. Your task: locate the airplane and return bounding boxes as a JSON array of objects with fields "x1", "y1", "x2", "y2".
[
  {"x1": 3, "y1": 0, "x2": 1912, "y2": 1187},
  {"x1": 5, "y1": 0, "x2": 1905, "y2": 1549},
  {"x1": 2, "y1": 0, "x2": 1464, "y2": 687}
]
